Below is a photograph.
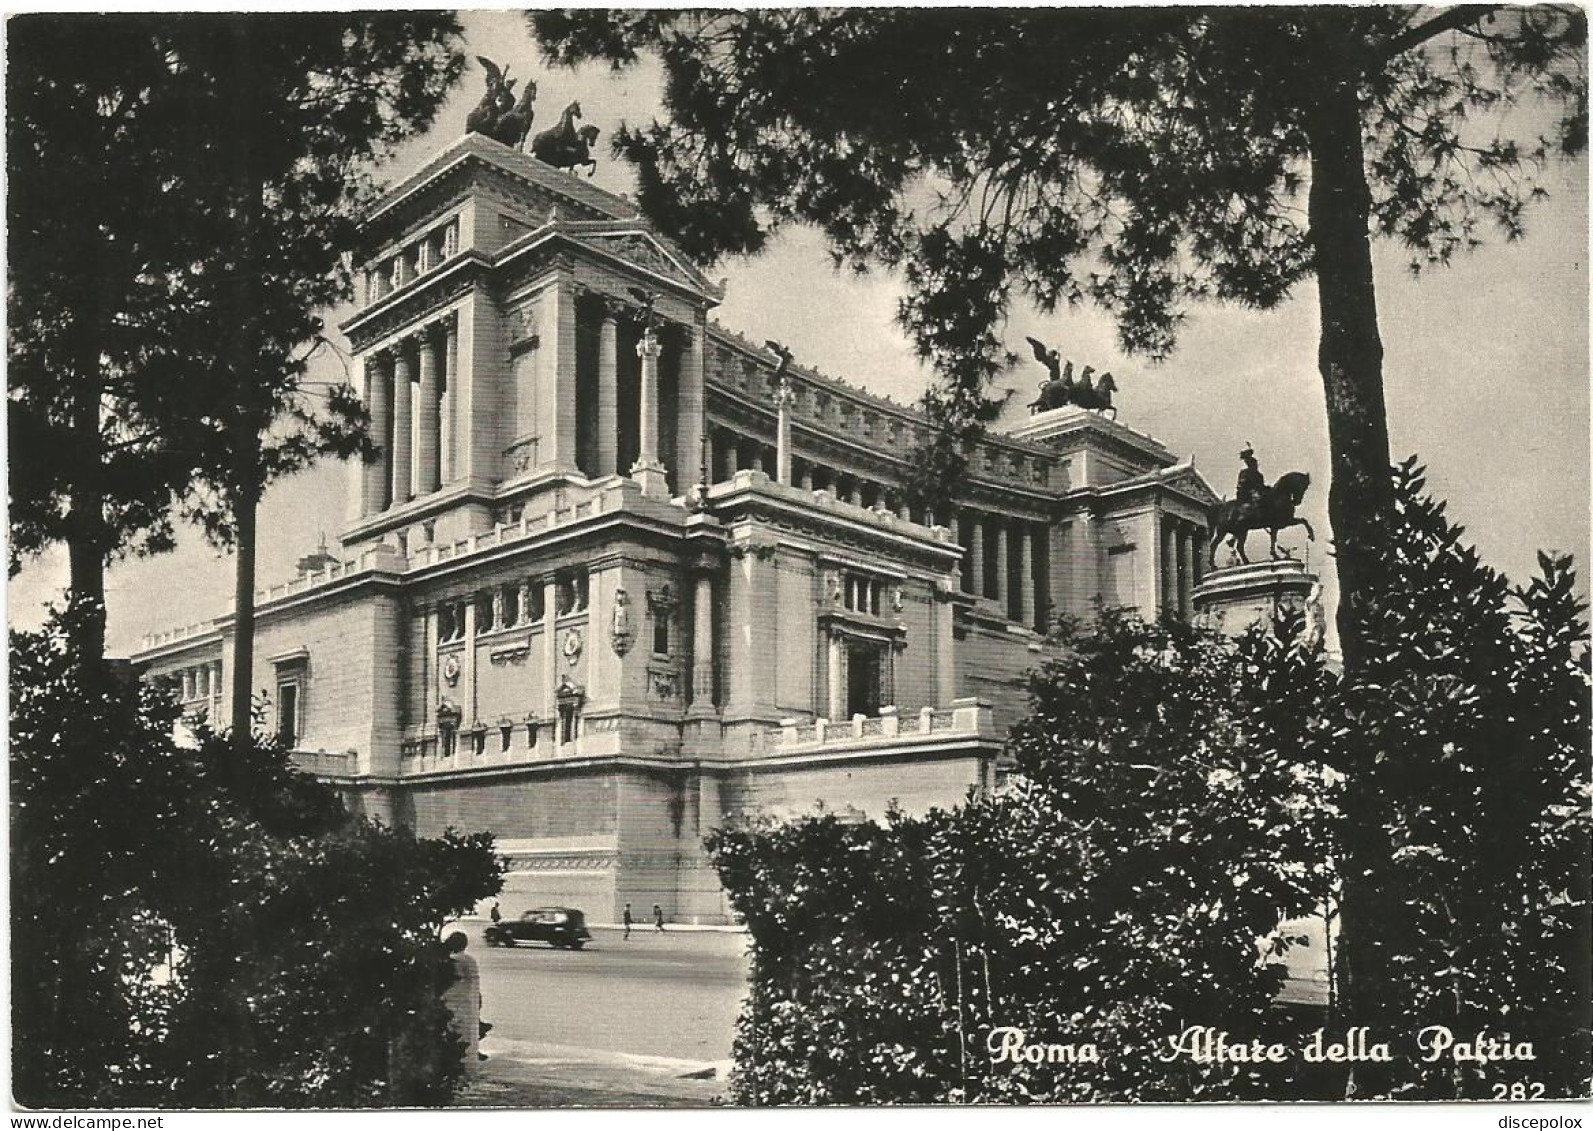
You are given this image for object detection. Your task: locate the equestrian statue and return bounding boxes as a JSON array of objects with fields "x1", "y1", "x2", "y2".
[
  {"x1": 533, "y1": 101, "x2": 601, "y2": 177},
  {"x1": 1207, "y1": 444, "x2": 1315, "y2": 566},
  {"x1": 466, "y1": 57, "x2": 538, "y2": 150},
  {"x1": 1026, "y1": 337, "x2": 1117, "y2": 417}
]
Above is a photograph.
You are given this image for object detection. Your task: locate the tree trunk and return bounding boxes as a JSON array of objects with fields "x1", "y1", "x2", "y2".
[
  {"x1": 65, "y1": 281, "x2": 109, "y2": 664},
  {"x1": 225, "y1": 22, "x2": 266, "y2": 763},
  {"x1": 1305, "y1": 46, "x2": 1402, "y2": 1098},
  {"x1": 1306, "y1": 78, "x2": 1394, "y2": 671},
  {"x1": 229, "y1": 473, "x2": 259, "y2": 754}
]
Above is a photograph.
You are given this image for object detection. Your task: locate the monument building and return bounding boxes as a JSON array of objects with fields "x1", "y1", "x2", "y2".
[{"x1": 132, "y1": 133, "x2": 1304, "y2": 923}]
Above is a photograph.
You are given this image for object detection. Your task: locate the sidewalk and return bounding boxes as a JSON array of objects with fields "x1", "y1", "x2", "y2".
[
  {"x1": 453, "y1": 914, "x2": 748, "y2": 934},
  {"x1": 456, "y1": 1037, "x2": 731, "y2": 1108}
]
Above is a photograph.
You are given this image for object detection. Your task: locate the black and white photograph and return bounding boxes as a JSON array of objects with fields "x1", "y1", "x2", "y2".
[{"x1": 6, "y1": 6, "x2": 1590, "y2": 1116}]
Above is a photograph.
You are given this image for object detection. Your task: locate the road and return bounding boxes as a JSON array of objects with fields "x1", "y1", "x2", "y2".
[{"x1": 471, "y1": 927, "x2": 750, "y2": 1064}]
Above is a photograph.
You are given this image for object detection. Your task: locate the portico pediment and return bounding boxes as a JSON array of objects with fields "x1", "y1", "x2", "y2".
[
  {"x1": 565, "y1": 225, "x2": 723, "y2": 302},
  {"x1": 1163, "y1": 466, "x2": 1222, "y2": 509}
]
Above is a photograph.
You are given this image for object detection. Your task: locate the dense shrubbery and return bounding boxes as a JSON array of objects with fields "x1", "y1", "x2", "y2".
[
  {"x1": 711, "y1": 611, "x2": 1336, "y2": 1104},
  {"x1": 1332, "y1": 460, "x2": 1591, "y2": 1099},
  {"x1": 710, "y1": 463, "x2": 1590, "y2": 1103},
  {"x1": 10, "y1": 613, "x2": 503, "y2": 1108}
]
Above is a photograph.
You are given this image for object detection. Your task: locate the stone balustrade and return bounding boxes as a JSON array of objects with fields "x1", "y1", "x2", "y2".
[
  {"x1": 776, "y1": 697, "x2": 994, "y2": 751},
  {"x1": 140, "y1": 620, "x2": 219, "y2": 650},
  {"x1": 711, "y1": 470, "x2": 959, "y2": 546},
  {"x1": 706, "y1": 330, "x2": 1055, "y2": 492}
]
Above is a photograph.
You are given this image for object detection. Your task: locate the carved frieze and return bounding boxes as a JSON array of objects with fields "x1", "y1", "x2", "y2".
[{"x1": 489, "y1": 641, "x2": 531, "y2": 667}]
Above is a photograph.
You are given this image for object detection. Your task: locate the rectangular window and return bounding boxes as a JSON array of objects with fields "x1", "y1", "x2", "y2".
[
  {"x1": 559, "y1": 703, "x2": 579, "y2": 744},
  {"x1": 475, "y1": 592, "x2": 495, "y2": 633},
  {"x1": 653, "y1": 611, "x2": 670, "y2": 656},
  {"x1": 277, "y1": 680, "x2": 300, "y2": 746},
  {"x1": 527, "y1": 582, "x2": 546, "y2": 622},
  {"x1": 503, "y1": 585, "x2": 520, "y2": 628},
  {"x1": 526, "y1": 720, "x2": 539, "y2": 748},
  {"x1": 441, "y1": 725, "x2": 457, "y2": 758},
  {"x1": 554, "y1": 568, "x2": 589, "y2": 616},
  {"x1": 500, "y1": 725, "x2": 512, "y2": 752},
  {"x1": 472, "y1": 729, "x2": 486, "y2": 757}
]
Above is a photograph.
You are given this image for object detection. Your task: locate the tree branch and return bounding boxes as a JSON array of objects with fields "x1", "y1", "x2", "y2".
[{"x1": 1380, "y1": 5, "x2": 1501, "y2": 61}]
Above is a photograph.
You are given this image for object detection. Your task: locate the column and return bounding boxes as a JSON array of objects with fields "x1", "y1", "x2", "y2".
[
  {"x1": 462, "y1": 595, "x2": 478, "y2": 726},
  {"x1": 1179, "y1": 525, "x2": 1196, "y2": 619},
  {"x1": 775, "y1": 382, "x2": 793, "y2": 484},
  {"x1": 993, "y1": 517, "x2": 1010, "y2": 613},
  {"x1": 725, "y1": 438, "x2": 740, "y2": 475},
  {"x1": 548, "y1": 279, "x2": 579, "y2": 472},
  {"x1": 391, "y1": 343, "x2": 414, "y2": 504},
  {"x1": 849, "y1": 481, "x2": 864, "y2": 507},
  {"x1": 441, "y1": 316, "x2": 457, "y2": 482},
  {"x1": 597, "y1": 304, "x2": 619, "y2": 476},
  {"x1": 1015, "y1": 522, "x2": 1033, "y2": 628},
  {"x1": 1163, "y1": 517, "x2": 1179, "y2": 616},
  {"x1": 677, "y1": 325, "x2": 706, "y2": 495},
  {"x1": 799, "y1": 463, "x2": 814, "y2": 491},
  {"x1": 632, "y1": 324, "x2": 668, "y2": 496},
  {"x1": 368, "y1": 352, "x2": 393, "y2": 512},
  {"x1": 542, "y1": 576, "x2": 560, "y2": 724},
  {"x1": 827, "y1": 634, "x2": 846, "y2": 721},
  {"x1": 690, "y1": 572, "x2": 715, "y2": 711},
  {"x1": 969, "y1": 513, "x2": 986, "y2": 598},
  {"x1": 416, "y1": 326, "x2": 442, "y2": 495},
  {"x1": 750, "y1": 448, "x2": 765, "y2": 474}
]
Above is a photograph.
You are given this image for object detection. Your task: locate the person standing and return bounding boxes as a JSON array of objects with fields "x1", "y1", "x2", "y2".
[
  {"x1": 653, "y1": 903, "x2": 665, "y2": 933},
  {"x1": 441, "y1": 931, "x2": 484, "y2": 1067},
  {"x1": 623, "y1": 902, "x2": 633, "y2": 940},
  {"x1": 489, "y1": 901, "x2": 502, "y2": 927}
]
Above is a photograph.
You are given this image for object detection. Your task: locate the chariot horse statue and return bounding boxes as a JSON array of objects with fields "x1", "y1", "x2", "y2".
[
  {"x1": 466, "y1": 57, "x2": 538, "y2": 150},
  {"x1": 1207, "y1": 470, "x2": 1315, "y2": 566},
  {"x1": 1026, "y1": 337, "x2": 1118, "y2": 417},
  {"x1": 533, "y1": 101, "x2": 601, "y2": 176}
]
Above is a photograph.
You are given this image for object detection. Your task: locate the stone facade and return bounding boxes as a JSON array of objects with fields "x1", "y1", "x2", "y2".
[{"x1": 132, "y1": 133, "x2": 1270, "y2": 924}]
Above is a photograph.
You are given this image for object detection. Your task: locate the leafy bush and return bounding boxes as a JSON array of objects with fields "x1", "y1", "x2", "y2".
[
  {"x1": 711, "y1": 463, "x2": 1590, "y2": 1103},
  {"x1": 10, "y1": 612, "x2": 503, "y2": 1107},
  {"x1": 710, "y1": 612, "x2": 1335, "y2": 1104},
  {"x1": 1332, "y1": 460, "x2": 1591, "y2": 1099}
]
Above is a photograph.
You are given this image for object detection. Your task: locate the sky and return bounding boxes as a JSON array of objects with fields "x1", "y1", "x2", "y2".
[{"x1": 7, "y1": 9, "x2": 1589, "y2": 657}]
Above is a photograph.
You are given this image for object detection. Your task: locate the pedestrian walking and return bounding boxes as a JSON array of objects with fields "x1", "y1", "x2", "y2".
[
  {"x1": 623, "y1": 902, "x2": 633, "y2": 940},
  {"x1": 653, "y1": 903, "x2": 665, "y2": 932},
  {"x1": 441, "y1": 931, "x2": 485, "y2": 1067},
  {"x1": 489, "y1": 901, "x2": 502, "y2": 926}
]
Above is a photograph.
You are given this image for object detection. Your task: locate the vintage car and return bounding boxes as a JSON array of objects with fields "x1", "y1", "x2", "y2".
[{"x1": 483, "y1": 907, "x2": 592, "y2": 949}]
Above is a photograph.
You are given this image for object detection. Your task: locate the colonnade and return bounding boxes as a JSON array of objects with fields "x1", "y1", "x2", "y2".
[
  {"x1": 703, "y1": 425, "x2": 944, "y2": 525},
  {"x1": 588, "y1": 298, "x2": 705, "y2": 497},
  {"x1": 179, "y1": 661, "x2": 223, "y2": 705},
  {"x1": 956, "y1": 509, "x2": 1048, "y2": 631},
  {"x1": 361, "y1": 313, "x2": 456, "y2": 517}
]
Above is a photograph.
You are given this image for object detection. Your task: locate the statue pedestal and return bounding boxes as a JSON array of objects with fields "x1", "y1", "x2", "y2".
[
  {"x1": 630, "y1": 460, "x2": 669, "y2": 499},
  {"x1": 1193, "y1": 557, "x2": 1317, "y2": 638}
]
